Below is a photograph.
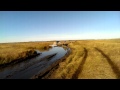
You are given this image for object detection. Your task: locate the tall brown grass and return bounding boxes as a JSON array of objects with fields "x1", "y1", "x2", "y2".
[
  {"x1": 0, "y1": 42, "x2": 53, "y2": 65},
  {"x1": 46, "y1": 39, "x2": 120, "y2": 79}
]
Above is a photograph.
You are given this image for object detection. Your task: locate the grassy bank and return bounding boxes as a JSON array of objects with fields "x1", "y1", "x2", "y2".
[
  {"x1": 0, "y1": 42, "x2": 53, "y2": 66},
  {"x1": 45, "y1": 39, "x2": 120, "y2": 79}
]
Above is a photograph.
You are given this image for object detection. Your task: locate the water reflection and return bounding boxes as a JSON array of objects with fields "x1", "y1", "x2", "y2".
[{"x1": 0, "y1": 46, "x2": 69, "y2": 79}]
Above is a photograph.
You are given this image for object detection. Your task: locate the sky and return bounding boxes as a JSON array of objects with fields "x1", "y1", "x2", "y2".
[{"x1": 0, "y1": 11, "x2": 120, "y2": 43}]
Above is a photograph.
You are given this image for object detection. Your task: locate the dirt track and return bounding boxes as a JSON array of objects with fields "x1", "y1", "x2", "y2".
[
  {"x1": 43, "y1": 46, "x2": 120, "y2": 79},
  {"x1": 72, "y1": 48, "x2": 88, "y2": 79}
]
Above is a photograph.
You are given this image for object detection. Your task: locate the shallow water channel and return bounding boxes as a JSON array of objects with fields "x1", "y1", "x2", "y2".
[{"x1": 0, "y1": 46, "x2": 70, "y2": 79}]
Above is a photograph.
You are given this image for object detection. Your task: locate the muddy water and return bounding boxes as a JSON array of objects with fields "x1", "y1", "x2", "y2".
[{"x1": 0, "y1": 46, "x2": 70, "y2": 79}]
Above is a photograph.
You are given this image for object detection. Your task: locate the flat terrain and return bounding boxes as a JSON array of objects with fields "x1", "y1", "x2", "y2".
[
  {"x1": 1, "y1": 39, "x2": 120, "y2": 79},
  {"x1": 44, "y1": 39, "x2": 120, "y2": 79},
  {"x1": 0, "y1": 42, "x2": 53, "y2": 66}
]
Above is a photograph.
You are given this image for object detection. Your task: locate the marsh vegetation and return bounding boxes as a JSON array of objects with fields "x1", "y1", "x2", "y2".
[
  {"x1": 44, "y1": 39, "x2": 120, "y2": 79},
  {"x1": 0, "y1": 42, "x2": 53, "y2": 66}
]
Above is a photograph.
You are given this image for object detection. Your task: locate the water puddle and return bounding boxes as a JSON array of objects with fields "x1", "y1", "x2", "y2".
[{"x1": 0, "y1": 46, "x2": 70, "y2": 79}]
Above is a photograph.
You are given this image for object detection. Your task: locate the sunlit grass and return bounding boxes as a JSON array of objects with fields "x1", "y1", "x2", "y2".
[
  {"x1": 47, "y1": 39, "x2": 120, "y2": 79},
  {"x1": 0, "y1": 42, "x2": 53, "y2": 65}
]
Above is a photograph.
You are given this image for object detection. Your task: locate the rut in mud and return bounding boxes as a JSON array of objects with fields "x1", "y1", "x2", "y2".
[
  {"x1": 43, "y1": 40, "x2": 120, "y2": 79},
  {"x1": 32, "y1": 47, "x2": 71, "y2": 79},
  {"x1": 0, "y1": 46, "x2": 69, "y2": 79}
]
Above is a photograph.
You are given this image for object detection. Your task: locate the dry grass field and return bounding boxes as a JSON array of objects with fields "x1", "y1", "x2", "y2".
[
  {"x1": 46, "y1": 39, "x2": 120, "y2": 79},
  {"x1": 0, "y1": 42, "x2": 53, "y2": 65}
]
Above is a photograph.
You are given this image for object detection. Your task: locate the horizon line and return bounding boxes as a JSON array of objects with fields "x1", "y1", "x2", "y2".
[{"x1": 0, "y1": 38, "x2": 120, "y2": 44}]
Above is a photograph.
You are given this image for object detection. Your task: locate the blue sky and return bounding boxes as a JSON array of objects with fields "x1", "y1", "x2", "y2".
[{"x1": 0, "y1": 11, "x2": 120, "y2": 43}]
